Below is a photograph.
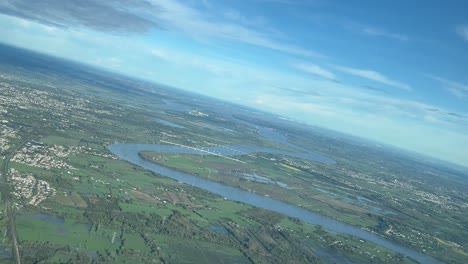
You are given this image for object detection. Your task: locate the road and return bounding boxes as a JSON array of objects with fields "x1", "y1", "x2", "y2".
[
  {"x1": 1, "y1": 139, "x2": 28, "y2": 264},
  {"x1": 160, "y1": 140, "x2": 246, "y2": 163}
]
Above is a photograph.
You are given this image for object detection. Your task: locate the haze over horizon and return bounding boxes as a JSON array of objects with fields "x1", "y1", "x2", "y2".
[{"x1": 1, "y1": 0, "x2": 467, "y2": 166}]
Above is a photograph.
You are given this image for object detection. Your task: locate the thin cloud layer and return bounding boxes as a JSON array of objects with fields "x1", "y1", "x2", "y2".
[
  {"x1": 333, "y1": 65, "x2": 412, "y2": 91},
  {"x1": 0, "y1": 0, "x2": 160, "y2": 33},
  {"x1": 274, "y1": 86, "x2": 321, "y2": 96},
  {"x1": 293, "y1": 63, "x2": 336, "y2": 80},
  {"x1": 0, "y1": 0, "x2": 466, "y2": 165},
  {"x1": 456, "y1": 25, "x2": 468, "y2": 42},
  {"x1": 362, "y1": 85, "x2": 390, "y2": 94},
  {"x1": 428, "y1": 75, "x2": 468, "y2": 99},
  {"x1": 150, "y1": 0, "x2": 324, "y2": 58},
  {"x1": 309, "y1": 16, "x2": 410, "y2": 42},
  {"x1": 361, "y1": 27, "x2": 409, "y2": 42},
  {"x1": 0, "y1": 0, "x2": 324, "y2": 58}
]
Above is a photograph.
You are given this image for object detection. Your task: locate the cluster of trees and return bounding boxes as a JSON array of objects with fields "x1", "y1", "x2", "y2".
[{"x1": 22, "y1": 242, "x2": 90, "y2": 263}]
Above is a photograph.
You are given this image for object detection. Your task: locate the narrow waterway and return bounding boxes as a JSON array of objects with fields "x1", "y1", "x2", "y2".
[{"x1": 108, "y1": 143, "x2": 440, "y2": 264}]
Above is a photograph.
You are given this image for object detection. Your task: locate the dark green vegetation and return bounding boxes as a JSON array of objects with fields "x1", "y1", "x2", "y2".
[{"x1": 0, "y1": 44, "x2": 466, "y2": 263}]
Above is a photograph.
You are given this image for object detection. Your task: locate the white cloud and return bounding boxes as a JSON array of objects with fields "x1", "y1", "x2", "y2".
[
  {"x1": 0, "y1": 0, "x2": 324, "y2": 58},
  {"x1": 244, "y1": 92, "x2": 468, "y2": 166},
  {"x1": 201, "y1": 60, "x2": 466, "y2": 133},
  {"x1": 456, "y1": 25, "x2": 468, "y2": 42},
  {"x1": 224, "y1": 9, "x2": 268, "y2": 27},
  {"x1": 255, "y1": 0, "x2": 318, "y2": 6},
  {"x1": 428, "y1": 75, "x2": 468, "y2": 99},
  {"x1": 447, "y1": 87, "x2": 466, "y2": 99},
  {"x1": 150, "y1": 49, "x2": 170, "y2": 61},
  {"x1": 359, "y1": 26, "x2": 408, "y2": 42},
  {"x1": 428, "y1": 75, "x2": 468, "y2": 90},
  {"x1": 293, "y1": 63, "x2": 336, "y2": 80},
  {"x1": 149, "y1": 47, "x2": 242, "y2": 77},
  {"x1": 344, "y1": 21, "x2": 409, "y2": 42},
  {"x1": 333, "y1": 65, "x2": 412, "y2": 91},
  {"x1": 150, "y1": 0, "x2": 325, "y2": 58},
  {"x1": 0, "y1": 0, "x2": 159, "y2": 33},
  {"x1": 1, "y1": 11, "x2": 466, "y2": 166}
]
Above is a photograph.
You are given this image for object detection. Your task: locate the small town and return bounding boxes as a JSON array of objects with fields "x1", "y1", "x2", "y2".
[
  {"x1": 11, "y1": 143, "x2": 77, "y2": 170},
  {"x1": 0, "y1": 124, "x2": 15, "y2": 158},
  {"x1": 9, "y1": 168, "x2": 56, "y2": 209},
  {"x1": 0, "y1": 36, "x2": 466, "y2": 263}
]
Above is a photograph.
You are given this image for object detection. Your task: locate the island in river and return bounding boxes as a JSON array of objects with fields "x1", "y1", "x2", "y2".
[{"x1": 0, "y1": 43, "x2": 466, "y2": 263}]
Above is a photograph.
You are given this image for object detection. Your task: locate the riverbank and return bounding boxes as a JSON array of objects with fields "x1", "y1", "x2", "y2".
[{"x1": 109, "y1": 143, "x2": 441, "y2": 264}]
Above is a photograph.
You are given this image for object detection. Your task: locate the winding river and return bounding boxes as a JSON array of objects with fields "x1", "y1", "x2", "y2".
[
  {"x1": 106, "y1": 99, "x2": 441, "y2": 263},
  {"x1": 108, "y1": 143, "x2": 440, "y2": 264}
]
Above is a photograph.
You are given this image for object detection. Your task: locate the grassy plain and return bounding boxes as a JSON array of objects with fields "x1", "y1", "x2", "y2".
[{"x1": 0, "y1": 44, "x2": 465, "y2": 263}]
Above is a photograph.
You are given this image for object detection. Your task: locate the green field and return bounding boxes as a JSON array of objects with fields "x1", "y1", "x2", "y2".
[{"x1": 0, "y1": 55, "x2": 465, "y2": 264}]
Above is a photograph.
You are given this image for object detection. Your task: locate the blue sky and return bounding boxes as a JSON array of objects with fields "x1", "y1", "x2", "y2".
[{"x1": 1, "y1": 0, "x2": 467, "y2": 166}]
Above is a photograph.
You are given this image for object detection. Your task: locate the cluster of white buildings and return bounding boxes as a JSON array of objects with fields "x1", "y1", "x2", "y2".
[
  {"x1": 9, "y1": 168, "x2": 55, "y2": 208},
  {"x1": 11, "y1": 143, "x2": 77, "y2": 170},
  {"x1": 29, "y1": 179, "x2": 56, "y2": 206},
  {"x1": 188, "y1": 110, "x2": 209, "y2": 117},
  {"x1": 0, "y1": 124, "x2": 16, "y2": 158},
  {"x1": 348, "y1": 170, "x2": 463, "y2": 211},
  {"x1": 281, "y1": 157, "x2": 311, "y2": 170},
  {"x1": 0, "y1": 74, "x2": 120, "y2": 132},
  {"x1": 85, "y1": 148, "x2": 119, "y2": 160}
]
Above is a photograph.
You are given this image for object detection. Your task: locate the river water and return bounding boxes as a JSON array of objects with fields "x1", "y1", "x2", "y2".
[{"x1": 108, "y1": 143, "x2": 440, "y2": 264}]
